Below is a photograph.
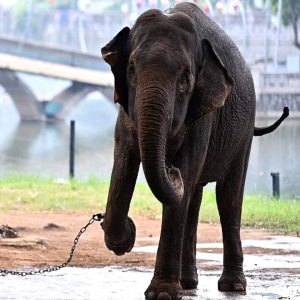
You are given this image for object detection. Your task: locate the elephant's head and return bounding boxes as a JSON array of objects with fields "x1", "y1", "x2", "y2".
[{"x1": 101, "y1": 9, "x2": 233, "y2": 206}]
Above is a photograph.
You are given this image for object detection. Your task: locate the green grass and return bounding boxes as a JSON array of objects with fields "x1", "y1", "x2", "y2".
[
  {"x1": 200, "y1": 192, "x2": 300, "y2": 235},
  {"x1": 0, "y1": 174, "x2": 299, "y2": 234}
]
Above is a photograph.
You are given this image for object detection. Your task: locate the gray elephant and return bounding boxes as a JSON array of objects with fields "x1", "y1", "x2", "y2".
[{"x1": 101, "y1": 2, "x2": 289, "y2": 299}]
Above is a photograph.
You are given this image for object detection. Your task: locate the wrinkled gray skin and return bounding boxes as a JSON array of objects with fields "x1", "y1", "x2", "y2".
[{"x1": 101, "y1": 2, "x2": 288, "y2": 299}]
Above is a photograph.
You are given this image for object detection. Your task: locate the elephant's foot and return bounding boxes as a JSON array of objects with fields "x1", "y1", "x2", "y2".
[
  {"x1": 218, "y1": 269, "x2": 246, "y2": 292},
  {"x1": 145, "y1": 279, "x2": 183, "y2": 300},
  {"x1": 180, "y1": 265, "x2": 198, "y2": 289},
  {"x1": 102, "y1": 217, "x2": 136, "y2": 256}
]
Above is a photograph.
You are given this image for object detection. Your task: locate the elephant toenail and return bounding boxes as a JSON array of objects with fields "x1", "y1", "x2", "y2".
[
  {"x1": 157, "y1": 292, "x2": 171, "y2": 300},
  {"x1": 145, "y1": 291, "x2": 157, "y2": 300},
  {"x1": 218, "y1": 282, "x2": 231, "y2": 291},
  {"x1": 233, "y1": 283, "x2": 245, "y2": 291}
]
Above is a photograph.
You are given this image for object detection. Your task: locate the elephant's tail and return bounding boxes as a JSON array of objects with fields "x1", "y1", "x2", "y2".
[{"x1": 254, "y1": 107, "x2": 289, "y2": 136}]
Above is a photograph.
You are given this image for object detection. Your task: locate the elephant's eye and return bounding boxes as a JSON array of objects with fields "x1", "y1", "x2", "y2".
[
  {"x1": 127, "y1": 63, "x2": 136, "y2": 86},
  {"x1": 178, "y1": 69, "x2": 190, "y2": 93}
]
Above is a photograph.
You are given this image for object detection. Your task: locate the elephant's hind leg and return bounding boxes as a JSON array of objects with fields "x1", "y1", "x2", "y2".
[
  {"x1": 180, "y1": 186, "x2": 203, "y2": 289},
  {"x1": 215, "y1": 148, "x2": 251, "y2": 292}
]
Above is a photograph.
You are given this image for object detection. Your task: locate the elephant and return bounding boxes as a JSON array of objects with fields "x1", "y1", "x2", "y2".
[{"x1": 100, "y1": 2, "x2": 289, "y2": 299}]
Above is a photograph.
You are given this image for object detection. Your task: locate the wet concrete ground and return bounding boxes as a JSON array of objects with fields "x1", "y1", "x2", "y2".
[{"x1": 0, "y1": 236, "x2": 299, "y2": 300}]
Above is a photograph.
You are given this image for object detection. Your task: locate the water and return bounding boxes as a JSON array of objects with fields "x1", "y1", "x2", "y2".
[
  {"x1": 1, "y1": 236, "x2": 299, "y2": 299},
  {"x1": 248, "y1": 118, "x2": 300, "y2": 199},
  {"x1": 0, "y1": 74, "x2": 118, "y2": 179},
  {"x1": 0, "y1": 74, "x2": 299, "y2": 198},
  {"x1": 134, "y1": 236, "x2": 300, "y2": 270},
  {"x1": 0, "y1": 267, "x2": 299, "y2": 300}
]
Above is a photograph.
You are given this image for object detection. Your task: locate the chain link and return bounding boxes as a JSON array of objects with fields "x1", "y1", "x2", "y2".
[{"x1": 0, "y1": 213, "x2": 105, "y2": 277}]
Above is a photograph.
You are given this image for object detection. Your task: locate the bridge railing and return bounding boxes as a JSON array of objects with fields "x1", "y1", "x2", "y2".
[
  {"x1": 0, "y1": 8, "x2": 127, "y2": 55},
  {"x1": 257, "y1": 72, "x2": 300, "y2": 115},
  {"x1": 0, "y1": 5, "x2": 298, "y2": 64},
  {"x1": 260, "y1": 73, "x2": 300, "y2": 91}
]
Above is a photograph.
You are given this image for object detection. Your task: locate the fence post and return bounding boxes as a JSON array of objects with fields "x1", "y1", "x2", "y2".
[
  {"x1": 270, "y1": 172, "x2": 280, "y2": 199},
  {"x1": 69, "y1": 120, "x2": 75, "y2": 178}
]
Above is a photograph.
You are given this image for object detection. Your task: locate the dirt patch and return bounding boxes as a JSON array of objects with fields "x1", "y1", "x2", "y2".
[{"x1": 0, "y1": 212, "x2": 294, "y2": 270}]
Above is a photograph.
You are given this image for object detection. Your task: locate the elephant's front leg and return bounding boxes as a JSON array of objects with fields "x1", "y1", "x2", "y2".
[
  {"x1": 144, "y1": 121, "x2": 212, "y2": 299},
  {"x1": 180, "y1": 186, "x2": 203, "y2": 289},
  {"x1": 102, "y1": 113, "x2": 140, "y2": 256},
  {"x1": 145, "y1": 202, "x2": 187, "y2": 300}
]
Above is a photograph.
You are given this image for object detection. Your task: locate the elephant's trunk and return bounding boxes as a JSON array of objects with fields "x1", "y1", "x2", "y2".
[{"x1": 136, "y1": 80, "x2": 184, "y2": 206}]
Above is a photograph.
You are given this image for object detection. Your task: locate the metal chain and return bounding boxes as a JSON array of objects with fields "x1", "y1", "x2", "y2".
[{"x1": 0, "y1": 213, "x2": 105, "y2": 277}]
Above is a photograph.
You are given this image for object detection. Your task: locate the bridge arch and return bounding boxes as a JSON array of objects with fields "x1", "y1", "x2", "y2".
[{"x1": 0, "y1": 44, "x2": 114, "y2": 121}]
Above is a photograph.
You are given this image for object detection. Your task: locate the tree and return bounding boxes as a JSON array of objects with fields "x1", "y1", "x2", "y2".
[{"x1": 271, "y1": 0, "x2": 300, "y2": 51}]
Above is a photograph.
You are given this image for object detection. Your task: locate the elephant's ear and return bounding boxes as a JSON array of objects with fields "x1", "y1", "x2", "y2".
[
  {"x1": 188, "y1": 39, "x2": 233, "y2": 121},
  {"x1": 101, "y1": 27, "x2": 130, "y2": 113}
]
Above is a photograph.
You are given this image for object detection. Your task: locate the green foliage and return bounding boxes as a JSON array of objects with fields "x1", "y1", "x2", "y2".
[
  {"x1": 11, "y1": 0, "x2": 64, "y2": 33},
  {"x1": 200, "y1": 190, "x2": 300, "y2": 234},
  {"x1": 270, "y1": 0, "x2": 300, "y2": 26},
  {"x1": 242, "y1": 194, "x2": 300, "y2": 234},
  {"x1": 11, "y1": 0, "x2": 79, "y2": 27},
  {"x1": 0, "y1": 175, "x2": 299, "y2": 234},
  {"x1": 0, "y1": 174, "x2": 106, "y2": 211},
  {"x1": 101, "y1": 0, "x2": 124, "y2": 13},
  {"x1": 53, "y1": 0, "x2": 74, "y2": 9},
  {"x1": 12, "y1": 2, "x2": 31, "y2": 31}
]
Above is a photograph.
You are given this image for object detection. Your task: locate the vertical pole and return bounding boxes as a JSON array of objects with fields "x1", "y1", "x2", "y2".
[
  {"x1": 238, "y1": 1, "x2": 248, "y2": 59},
  {"x1": 274, "y1": 0, "x2": 282, "y2": 68},
  {"x1": 264, "y1": 0, "x2": 271, "y2": 65},
  {"x1": 69, "y1": 120, "x2": 75, "y2": 178},
  {"x1": 271, "y1": 172, "x2": 280, "y2": 199}
]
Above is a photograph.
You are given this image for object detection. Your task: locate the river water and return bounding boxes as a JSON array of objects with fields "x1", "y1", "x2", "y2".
[{"x1": 0, "y1": 74, "x2": 299, "y2": 199}]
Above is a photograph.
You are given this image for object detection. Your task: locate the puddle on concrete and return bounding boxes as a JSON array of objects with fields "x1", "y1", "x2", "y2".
[
  {"x1": 135, "y1": 244, "x2": 300, "y2": 270},
  {"x1": 200, "y1": 252, "x2": 300, "y2": 270},
  {"x1": 0, "y1": 266, "x2": 299, "y2": 300},
  {"x1": 198, "y1": 236, "x2": 300, "y2": 251},
  {"x1": 134, "y1": 236, "x2": 300, "y2": 271},
  {"x1": 1, "y1": 236, "x2": 299, "y2": 299},
  {"x1": 135, "y1": 236, "x2": 300, "y2": 253}
]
